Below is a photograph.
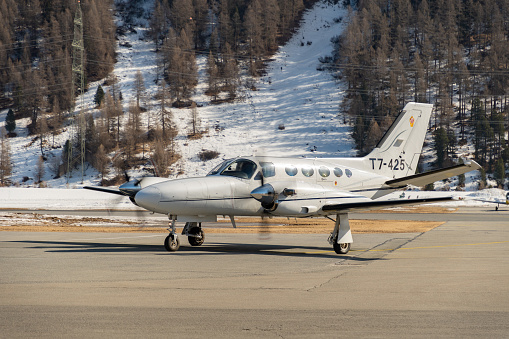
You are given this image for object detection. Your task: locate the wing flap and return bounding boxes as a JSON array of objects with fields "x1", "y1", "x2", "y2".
[
  {"x1": 385, "y1": 160, "x2": 481, "y2": 188},
  {"x1": 322, "y1": 196, "x2": 453, "y2": 213}
]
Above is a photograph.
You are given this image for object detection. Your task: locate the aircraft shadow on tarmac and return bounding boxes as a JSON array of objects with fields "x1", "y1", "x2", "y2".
[{"x1": 9, "y1": 239, "x2": 383, "y2": 261}]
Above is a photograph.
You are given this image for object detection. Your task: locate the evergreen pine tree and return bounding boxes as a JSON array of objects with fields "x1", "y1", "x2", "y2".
[
  {"x1": 5, "y1": 109, "x2": 16, "y2": 136},
  {"x1": 494, "y1": 158, "x2": 505, "y2": 188},
  {"x1": 94, "y1": 85, "x2": 105, "y2": 107},
  {"x1": 479, "y1": 167, "x2": 487, "y2": 189},
  {"x1": 434, "y1": 127, "x2": 449, "y2": 168}
]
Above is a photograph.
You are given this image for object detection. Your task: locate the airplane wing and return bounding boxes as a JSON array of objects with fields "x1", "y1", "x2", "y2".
[
  {"x1": 83, "y1": 186, "x2": 127, "y2": 196},
  {"x1": 474, "y1": 198, "x2": 508, "y2": 205},
  {"x1": 322, "y1": 196, "x2": 454, "y2": 213},
  {"x1": 384, "y1": 160, "x2": 481, "y2": 188}
]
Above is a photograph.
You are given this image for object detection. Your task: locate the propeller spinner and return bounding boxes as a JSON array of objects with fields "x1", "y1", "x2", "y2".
[{"x1": 250, "y1": 184, "x2": 278, "y2": 211}]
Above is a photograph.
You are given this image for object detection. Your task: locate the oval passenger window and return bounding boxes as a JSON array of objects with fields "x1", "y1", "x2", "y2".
[
  {"x1": 285, "y1": 165, "x2": 298, "y2": 176},
  {"x1": 318, "y1": 166, "x2": 330, "y2": 177},
  {"x1": 302, "y1": 166, "x2": 314, "y2": 177}
]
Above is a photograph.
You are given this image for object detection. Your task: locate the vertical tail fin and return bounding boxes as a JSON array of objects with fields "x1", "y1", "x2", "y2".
[{"x1": 365, "y1": 102, "x2": 433, "y2": 178}]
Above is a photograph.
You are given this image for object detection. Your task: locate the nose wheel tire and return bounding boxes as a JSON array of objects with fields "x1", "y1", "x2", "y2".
[
  {"x1": 164, "y1": 234, "x2": 180, "y2": 252},
  {"x1": 188, "y1": 226, "x2": 205, "y2": 246},
  {"x1": 333, "y1": 242, "x2": 350, "y2": 254}
]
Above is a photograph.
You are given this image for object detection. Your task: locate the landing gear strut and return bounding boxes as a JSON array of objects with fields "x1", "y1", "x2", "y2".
[
  {"x1": 164, "y1": 218, "x2": 206, "y2": 252},
  {"x1": 164, "y1": 215, "x2": 180, "y2": 252},
  {"x1": 328, "y1": 213, "x2": 353, "y2": 254}
]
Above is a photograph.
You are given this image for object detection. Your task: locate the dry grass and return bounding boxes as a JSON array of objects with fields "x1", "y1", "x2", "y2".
[{"x1": 0, "y1": 213, "x2": 443, "y2": 234}]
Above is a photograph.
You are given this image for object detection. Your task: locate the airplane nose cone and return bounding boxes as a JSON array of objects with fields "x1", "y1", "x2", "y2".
[{"x1": 134, "y1": 186, "x2": 161, "y2": 210}]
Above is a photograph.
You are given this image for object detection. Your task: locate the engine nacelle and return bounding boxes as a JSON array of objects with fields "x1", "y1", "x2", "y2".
[{"x1": 251, "y1": 181, "x2": 336, "y2": 216}]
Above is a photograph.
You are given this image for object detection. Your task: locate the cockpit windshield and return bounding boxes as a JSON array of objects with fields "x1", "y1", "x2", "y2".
[
  {"x1": 207, "y1": 159, "x2": 258, "y2": 179},
  {"x1": 207, "y1": 160, "x2": 231, "y2": 176}
]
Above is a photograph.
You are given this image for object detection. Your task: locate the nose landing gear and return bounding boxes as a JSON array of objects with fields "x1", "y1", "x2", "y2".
[
  {"x1": 164, "y1": 233, "x2": 180, "y2": 251},
  {"x1": 164, "y1": 217, "x2": 205, "y2": 252}
]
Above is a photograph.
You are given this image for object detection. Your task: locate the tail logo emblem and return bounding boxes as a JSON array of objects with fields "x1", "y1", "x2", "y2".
[{"x1": 409, "y1": 116, "x2": 415, "y2": 127}]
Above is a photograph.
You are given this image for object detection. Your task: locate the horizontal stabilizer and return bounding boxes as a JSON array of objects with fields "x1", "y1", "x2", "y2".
[
  {"x1": 322, "y1": 196, "x2": 453, "y2": 213},
  {"x1": 384, "y1": 160, "x2": 481, "y2": 188},
  {"x1": 83, "y1": 186, "x2": 127, "y2": 196}
]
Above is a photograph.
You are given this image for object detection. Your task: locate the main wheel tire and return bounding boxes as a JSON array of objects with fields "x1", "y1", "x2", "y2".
[
  {"x1": 333, "y1": 242, "x2": 351, "y2": 254},
  {"x1": 188, "y1": 226, "x2": 205, "y2": 246},
  {"x1": 164, "y1": 234, "x2": 180, "y2": 252}
]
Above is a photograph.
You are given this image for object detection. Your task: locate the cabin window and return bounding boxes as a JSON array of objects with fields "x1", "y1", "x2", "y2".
[
  {"x1": 318, "y1": 166, "x2": 330, "y2": 177},
  {"x1": 285, "y1": 165, "x2": 298, "y2": 176},
  {"x1": 345, "y1": 168, "x2": 353, "y2": 177},
  {"x1": 301, "y1": 166, "x2": 314, "y2": 177},
  {"x1": 219, "y1": 159, "x2": 257, "y2": 179},
  {"x1": 260, "y1": 162, "x2": 276, "y2": 178},
  {"x1": 334, "y1": 168, "x2": 343, "y2": 177}
]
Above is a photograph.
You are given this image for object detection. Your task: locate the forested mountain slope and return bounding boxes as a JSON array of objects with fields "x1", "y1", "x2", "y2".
[
  {"x1": 336, "y1": 0, "x2": 508, "y2": 188},
  {"x1": 0, "y1": 0, "x2": 506, "y2": 190}
]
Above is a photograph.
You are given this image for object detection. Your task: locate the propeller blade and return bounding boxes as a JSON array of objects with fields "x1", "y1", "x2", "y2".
[
  {"x1": 119, "y1": 179, "x2": 142, "y2": 197},
  {"x1": 258, "y1": 213, "x2": 272, "y2": 240},
  {"x1": 83, "y1": 186, "x2": 126, "y2": 196}
]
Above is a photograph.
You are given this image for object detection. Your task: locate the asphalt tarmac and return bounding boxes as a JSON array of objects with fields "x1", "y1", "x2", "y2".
[{"x1": 1, "y1": 207, "x2": 508, "y2": 338}]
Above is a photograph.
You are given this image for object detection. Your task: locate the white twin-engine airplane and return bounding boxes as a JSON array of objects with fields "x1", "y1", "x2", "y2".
[{"x1": 85, "y1": 102, "x2": 481, "y2": 254}]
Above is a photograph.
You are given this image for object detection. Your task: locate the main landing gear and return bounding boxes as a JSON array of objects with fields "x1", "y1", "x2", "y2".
[
  {"x1": 163, "y1": 214, "x2": 352, "y2": 254},
  {"x1": 328, "y1": 213, "x2": 353, "y2": 254},
  {"x1": 164, "y1": 217, "x2": 205, "y2": 252}
]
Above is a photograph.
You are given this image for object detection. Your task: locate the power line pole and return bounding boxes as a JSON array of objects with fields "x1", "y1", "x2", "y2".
[{"x1": 67, "y1": 0, "x2": 86, "y2": 184}]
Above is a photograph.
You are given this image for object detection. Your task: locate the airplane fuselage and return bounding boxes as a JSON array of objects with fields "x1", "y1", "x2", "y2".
[{"x1": 134, "y1": 156, "x2": 394, "y2": 220}]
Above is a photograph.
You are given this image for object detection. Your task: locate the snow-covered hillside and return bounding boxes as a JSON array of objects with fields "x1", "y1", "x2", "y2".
[
  {"x1": 112, "y1": 0, "x2": 356, "y2": 179},
  {"x1": 0, "y1": 0, "x2": 487, "y2": 191},
  {"x1": 1, "y1": 0, "x2": 355, "y2": 188}
]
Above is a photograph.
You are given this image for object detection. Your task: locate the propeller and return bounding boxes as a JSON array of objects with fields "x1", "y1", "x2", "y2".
[
  {"x1": 85, "y1": 170, "x2": 167, "y2": 229},
  {"x1": 84, "y1": 158, "x2": 170, "y2": 229},
  {"x1": 97, "y1": 177, "x2": 149, "y2": 229},
  {"x1": 251, "y1": 150, "x2": 273, "y2": 239},
  {"x1": 117, "y1": 174, "x2": 171, "y2": 229},
  {"x1": 250, "y1": 159, "x2": 298, "y2": 239},
  {"x1": 250, "y1": 183, "x2": 279, "y2": 211}
]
